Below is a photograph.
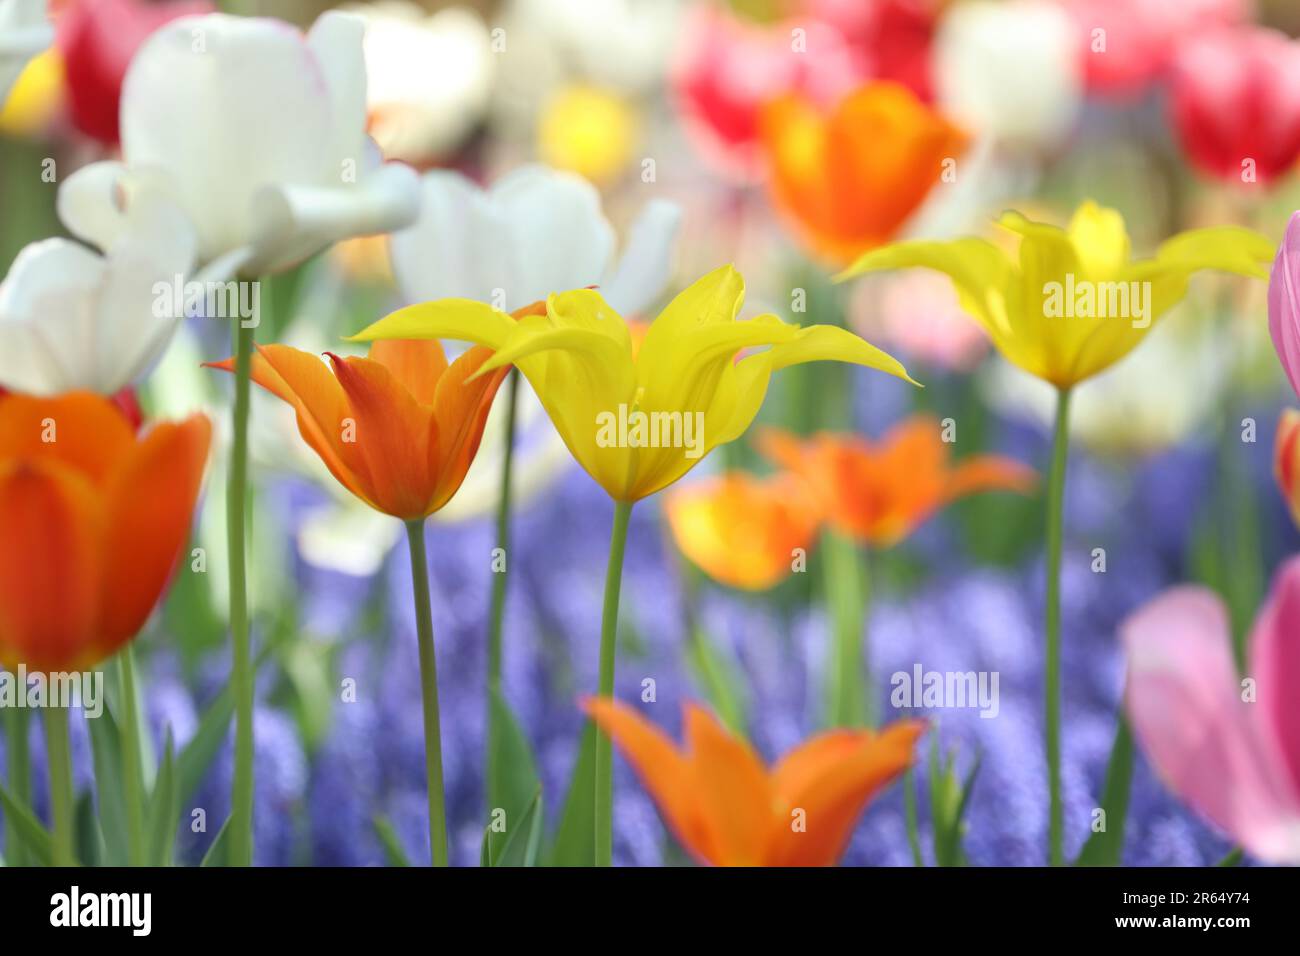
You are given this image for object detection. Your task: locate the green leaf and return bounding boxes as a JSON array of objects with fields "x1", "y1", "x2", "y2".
[
  {"x1": 0, "y1": 782, "x2": 54, "y2": 866},
  {"x1": 548, "y1": 720, "x2": 599, "y2": 867},
  {"x1": 86, "y1": 704, "x2": 129, "y2": 866},
  {"x1": 1074, "y1": 718, "x2": 1134, "y2": 867},
  {"x1": 200, "y1": 815, "x2": 232, "y2": 867},
  {"x1": 491, "y1": 788, "x2": 544, "y2": 867},
  {"x1": 485, "y1": 686, "x2": 541, "y2": 865},
  {"x1": 929, "y1": 738, "x2": 980, "y2": 868},
  {"x1": 74, "y1": 792, "x2": 102, "y2": 868},
  {"x1": 146, "y1": 730, "x2": 179, "y2": 866},
  {"x1": 373, "y1": 816, "x2": 411, "y2": 867}
]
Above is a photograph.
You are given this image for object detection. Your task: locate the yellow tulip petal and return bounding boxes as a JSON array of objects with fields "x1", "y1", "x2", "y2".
[
  {"x1": 1066, "y1": 201, "x2": 1131, "y2": 278},
  {"x1": 349, "y1": 299, "x2": 516, "y2": 348}
]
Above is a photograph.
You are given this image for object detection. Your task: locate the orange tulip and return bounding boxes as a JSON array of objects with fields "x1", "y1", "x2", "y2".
[
  {"x1": 664, "y1": 472, "x2": 819, "y2": 590},
  {"x1": 208, "y1": 339, "x2": 508, "y2": 521},
  {"x1": 583, "y1": 696, "x2": 924, "y2": 866},
  {"x1": 0, "y1": 392, "x2": 210, "y2": 671},
  {"x1": 759, "y1": 81, "x2": 967, "y2": 264},
  {"x1": 1275, "y1": 409, "x2": 1300, "y2": 528},
  {"x1": 759, "y1": 416, "x2": 1036, "y2": 548}
]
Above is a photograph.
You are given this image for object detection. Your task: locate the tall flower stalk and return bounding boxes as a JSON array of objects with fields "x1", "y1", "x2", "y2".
[
  {"x1": 1044, "y1": 387, "x2": 1072, "y2": 865},
  {"x1": 594, "y1": 501, "x2": 633, "y2": 865},
  {"x1": 406, "y1": 521, "x2": 449, "y2": 865}
]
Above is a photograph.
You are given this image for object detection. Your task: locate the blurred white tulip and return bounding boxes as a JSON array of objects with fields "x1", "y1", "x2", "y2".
[
  {"x1": 0, "y1": 0, "x2": 49, "y2": 106},
  {"x1": 934, "y1": 0, "x2": 1083, "y2": 149},
  {"x1": 56, "y1": 11, "x2": 419, "y2": 279},
  {"x1": 350, "y1": 2, "x2": 495, "y2": 163},
  {"x1": 0, "y1": 195, "x2": 196, "y2": 396}
]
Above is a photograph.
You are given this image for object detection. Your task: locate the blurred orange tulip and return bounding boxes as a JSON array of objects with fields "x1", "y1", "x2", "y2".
[
  {"x1": 584, "y1": 696, "x2": 924, "y2": 866},
  {"x1": 209, "y1": 339, "x2": 507, "y2": 522},
  {"x1": 0, "y1": 392, "x2": 210, "y2": 671},
  {"x1": 759, "y1": 416, "x2": 1036, "y2": 548},
  {"x1": 759, "y1": 81, "x2": 966, "y2": 264},
  {"x1": 664, "y1": 472, "x2": 819, "y2": 590},
  {"x1": 1274, "y1": 409, "x2": 1300, "y2": 528}
]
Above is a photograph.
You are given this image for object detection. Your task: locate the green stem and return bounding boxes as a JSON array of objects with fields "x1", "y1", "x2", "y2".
[
  {"x1": 904, "y1": 768, "x2": 923, "y2": 866},
  {"x1": 406, "y1": 520, "x2": 448, "y2": 866},
  {"x1": 486, "y1": 369, "x2": 520, "y2": 817},
  {"x1": 4, "y1": 705, "x2": 30, "y2": 866},
  {"x1": 594, "y1": 500, "x2": 633, "y2": 867},
  {"x1": 1045, "y1": 387, "x2": 1072, "y2": 866},
  {"x1": 228, "y1": 316, "x2": 256, "y2": 867},
  {"x1": 43, "y1": 706, "x2": 75, "y2": 867},
  {"x1": 118, "y1": 646, "x2": 147, "y2": 866},
  {"x1": 824, "y1": 530, "x2": 871, "y2": 727}
]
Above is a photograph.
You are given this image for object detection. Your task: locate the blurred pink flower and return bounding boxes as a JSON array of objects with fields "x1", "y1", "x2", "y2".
[
  {"x1": 1060, "y1": 0, "x2": 1252, "y2": 98},
  {"x1": 1122, "y1": 558, "x2": 1300, "y2": 864},
  {"x1": 671, "y1": 1, "x2": 937, "y2": 181},
  {"x1": 849, "y1": 270, "x2": 988, "y2": 372},
  {"x1": 1269, "y1": 211, "x2": 1300, "y2": 399},
  {"x1": 1170, "y1": 26, "x2": 1300, "y2": 184}
]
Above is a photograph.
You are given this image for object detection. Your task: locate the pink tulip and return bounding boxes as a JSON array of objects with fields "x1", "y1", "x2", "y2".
[
  {"x1": 1059, "y1": 0, "x2": 1251, "y2": 98},
  {"x1": 1269, "y1": 212, "x2": 1300, "y2": 400},
  {"x1": 1122, "y1": 557, "x2": 1300, "y2": 863}
]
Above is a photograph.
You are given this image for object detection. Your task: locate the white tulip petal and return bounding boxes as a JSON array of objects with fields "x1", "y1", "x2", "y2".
[
  {"x1": 390, "y1": 169, "x2": 515, "y2": 304},
  {"x1": 57, "y1": 161, "x2": 132, "y2": 252},
  {"x1": 306, "y1": 10, "x2": 369, "y2": 171},
  {"x1": 599, "y1": 198, "x2": 681, "y2": 316}
]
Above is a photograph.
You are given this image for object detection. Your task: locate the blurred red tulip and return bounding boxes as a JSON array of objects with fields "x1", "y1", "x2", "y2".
[
  {"x1": 1169, "y1": 26, "x2": 1300, "y2": 184},
  {"x1": 56, "y1": 0, "x2": 211, "y2": 145}
]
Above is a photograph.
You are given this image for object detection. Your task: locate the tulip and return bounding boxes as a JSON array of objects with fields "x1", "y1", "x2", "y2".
[
  {"x1": 840, "y1": 199, "x2": 1271, "y2": 862},
  {"x1": 351, "y1": 2, "x2": 494, "y2": 164},
  {"x1": 804, "y1": 0, "x2": 937, "y2": 101},
  {"x1": 583, "y1": 697, "x2": 924, "y2": 866},
  {"x1": 1060, "y1": 0, "x2": 1253, "y2": 100},
  {"x1": 670, "y1": 4, "x2": 862, "y2": 180},
  {"x1": 391, "y1": 162, "x2": 679, "y2": 830},
  {"x1": 0, "y1": 195, "x2": 196, "y2": 397},
  {"x1": 0, "y1": 45, "x2": 59, "y2": 137},
  {"x1": 933, "y1": 0, "x2": 1082, "y2": 149},
  {"x1": 353, "y1": 263, "x2": 915, "y2": 864},
  {"x1": 55, "y1": 10, "x2": 419, "y2": 867},
  {"x1": 759, "y1": 82, "x2": 967, "y2": 264},
  {"x1": 759, "y1": 418, "x2": 1033, "y2": 726},
  {"x1": 1169, "y1": 26, "x2": 1300, "y2": 185},
  {"x1": 1122, "y1": 557, "x2": 1300, "y2": 863},
  {"x1": 1269, "y1": 211, "x2": 1300, "y2": 400},
  {"x1": 759, "y1": 418, "x2": 1037, "y2": 549},
  {"x1": 209, "y1": 336, "x2": 510, "y2": 866},
  {"x1": 1274, "y1": 410, "x2": 1300, "y2": 528},
  {"x1": 56, "y1": 0, "x2": 212, "y2": 146},
  {"x1": 0, "y1": 391, "x2": 210, "y2": 865},
  {"x1": 0, "y1": 0, "x2": 49, "y2": 106},
  {"x1": 664, "y1": 472, "x2": 820, "y2": 591}
]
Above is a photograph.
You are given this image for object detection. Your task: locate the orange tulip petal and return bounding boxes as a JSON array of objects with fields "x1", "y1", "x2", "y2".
[
  {"x1": 682, "y1": 702, "x2": 773, "y2": 866},
  {"x1": 767, "y1": 720, "x2": 925, "y2": 866},
  {"x1": 426, "y1": 344, "x2": 509, "y2": 513},
  {"x1": 0, "y1": 460, "x2": 102, "y2": 671},
  {"x1": 945, "y1": 455, "x2": 1038, "y2": 501},
  {"x1": 581, "y1": 697, "x2": 716, "y2": 865},
  {"x1": 0, "y1": 391, "x2": 135, "y2": 488},
  {"x1": 329, "y1": 354, "x2": 438, "y2": 520},
  {"x1": 367, "y1": 339, "x2": 449, "y2": 406},
  {"x1": 207, "y1": 346, "x2": 373, "y2": 507},
  {"x1": 96, "y1": 415, "x2": 211, "y2": 659}
]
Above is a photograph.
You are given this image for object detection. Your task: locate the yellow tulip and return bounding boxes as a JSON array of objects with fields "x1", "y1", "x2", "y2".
[
  {"x1": 351, "y1": 264, "x2": 916, "y2": 502},
  {"x1": 836, "y1": 201, "x2": 1273, "y2": 389}
]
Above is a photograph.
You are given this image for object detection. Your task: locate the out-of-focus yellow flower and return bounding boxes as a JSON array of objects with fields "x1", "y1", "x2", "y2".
[
  {"x1": 351, "y1": 265, "x2": 916, "y2": 502},
  {"x1": 664, "y1": 472, "x2": 819, "y2": 591},
  {"x1": 0, "y1": 48, "x2": 61, "y2": 137},
  {"x1": 838, "y1": 201, "x2": 1274, "y2": 389},
  {"x1": 538, "y1": 84, "x2": 638, "y2": 184}
]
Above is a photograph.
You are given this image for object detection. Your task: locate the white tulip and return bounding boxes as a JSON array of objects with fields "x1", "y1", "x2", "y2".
[
  {"x1": 934, "y1": 0, "x2": 1083, "y2": 149},
  {"x1": 57, "y1": 11, "x2": 419, "y2": 279},
  {"x1": 0, "y1": 0, "x2": 49, "y2": 106},
  {"x1": 0, "y1": 196, "x2": 196, "y2": 396}
]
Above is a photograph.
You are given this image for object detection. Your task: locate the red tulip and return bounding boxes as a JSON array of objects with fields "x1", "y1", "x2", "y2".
[{"x1": 56, "y1": 0, "x2": 212, "y2": 145}]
